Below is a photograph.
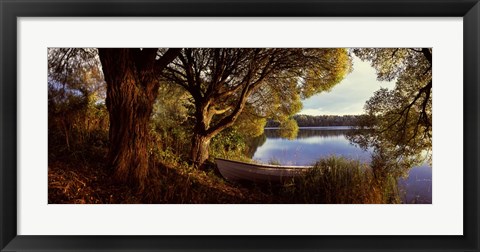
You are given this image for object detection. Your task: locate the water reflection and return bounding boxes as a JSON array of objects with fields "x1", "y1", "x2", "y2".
[
  {"x1": 253, "y1": 128, "x2": 370, "y2": 165},
  {"x1": 399, "y1": 164, "x2": 432, "y2": 204},
  {"x1": 250, "y1": 127, "x2": 432, "y2": 204},
  {"x1": 264, "y1": 126, "x2": 352, "y2": 139}
]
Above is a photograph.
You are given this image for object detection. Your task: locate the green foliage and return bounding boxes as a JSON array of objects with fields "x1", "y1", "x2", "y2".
[
  {"x1": 301, "y1": 48, "x2": 353, "y2": 98},
  {"x1": 253, "y1": 75, "x2": 303, "y2": 123},
  {"x1": 210, "y1": 128, "x2": 249, "y2": 161},
  {"x1": 231, "y1": 105, "x2": 267, "y2": 138},
  {"x1": 350, "y1": 48, "x2": 432, "y2": 176},
  {"x1": 149, "y1": 84, "x2": 193, "y2": 162},
  {"x1": 278, "y1": 118, "x2": 299, "y2": 139}
]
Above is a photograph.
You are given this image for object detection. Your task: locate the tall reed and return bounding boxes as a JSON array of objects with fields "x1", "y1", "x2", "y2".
[{"x1": 280, "y1": 156, "x2": 396, "y2": 204}]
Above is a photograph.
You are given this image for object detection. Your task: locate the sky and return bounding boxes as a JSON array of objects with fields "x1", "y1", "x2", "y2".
[{"x1": 298, "y1": 55, "x2": 395, "y2": 116}]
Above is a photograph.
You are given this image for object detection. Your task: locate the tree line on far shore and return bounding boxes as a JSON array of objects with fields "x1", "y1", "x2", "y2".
[{"x1": 265, "y1": 114, "x2": 365, "y2": 127}]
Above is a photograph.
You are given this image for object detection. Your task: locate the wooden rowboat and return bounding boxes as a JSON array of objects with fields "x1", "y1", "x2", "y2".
[{"x1": 215, "y1": 158, "x2": 313, "y2": 183}]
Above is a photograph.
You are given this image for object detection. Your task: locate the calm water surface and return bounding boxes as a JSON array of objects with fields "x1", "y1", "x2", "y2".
[{"x1": 251, "y1": 127, "x2": 432, "y2": 204}]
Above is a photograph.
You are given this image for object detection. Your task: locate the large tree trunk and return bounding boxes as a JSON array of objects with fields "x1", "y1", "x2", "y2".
[
  {"x1": 98, "y1": 48, "x2": 159, "y2": 192},
  {"x1": 189, "y1": 98, "x2": 248, "y2": 167},
  {"x1": 190, "y1": 103, "x2": 212, "y2": 166},
  {"x1": 190, "y1": 133, "x2": 212, "y2": 167}
]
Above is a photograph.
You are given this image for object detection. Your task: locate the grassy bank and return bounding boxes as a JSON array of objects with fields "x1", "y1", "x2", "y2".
[
  {"x1": 49, "y1": 145, "x2": 398, "y2": 204},
  {"x1": 48, "y1": 151, "x2": 271, "y2": 204}
]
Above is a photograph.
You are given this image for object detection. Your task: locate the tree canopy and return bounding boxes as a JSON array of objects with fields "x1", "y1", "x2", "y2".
[
  {"x1": 160, "y1": 48, "x2": 352, "y2": 165},
  {"x1": 349, "y1": 48, "x2": 432, "y2": 176}
]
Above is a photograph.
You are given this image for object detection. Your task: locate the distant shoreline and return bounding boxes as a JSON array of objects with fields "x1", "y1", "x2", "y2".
[{"x1": 264, "y1": 126, "x2": 356, "y2": 130}]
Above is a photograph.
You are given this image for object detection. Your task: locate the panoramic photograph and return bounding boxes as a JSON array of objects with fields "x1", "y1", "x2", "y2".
[{"x1": 48, "y1": 48, "x2": 432, "y2": 204}]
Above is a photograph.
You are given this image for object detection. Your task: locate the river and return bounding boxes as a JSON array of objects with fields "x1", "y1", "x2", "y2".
[{"x1": 250, "y1": 127, "x2": 432, "y2": 204}]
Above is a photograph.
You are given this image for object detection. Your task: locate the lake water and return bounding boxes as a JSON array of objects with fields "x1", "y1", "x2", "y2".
[{"x1": 251, "y1": 127, "x2": 432, "y2": 204}]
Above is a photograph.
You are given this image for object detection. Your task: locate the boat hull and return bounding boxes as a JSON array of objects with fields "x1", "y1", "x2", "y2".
[{"x1": 215, "y1": 158, "x2": 312, "y2": 183}]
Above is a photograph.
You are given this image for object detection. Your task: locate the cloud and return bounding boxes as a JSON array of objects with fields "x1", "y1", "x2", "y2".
[{"x1": 299, "y1": 55, "x2": 395, "y2": 116}]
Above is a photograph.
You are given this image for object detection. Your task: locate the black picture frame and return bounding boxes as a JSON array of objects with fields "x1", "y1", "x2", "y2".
[{"x1": 1, "y1": 0, "x2": 478, "y2": 251}]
